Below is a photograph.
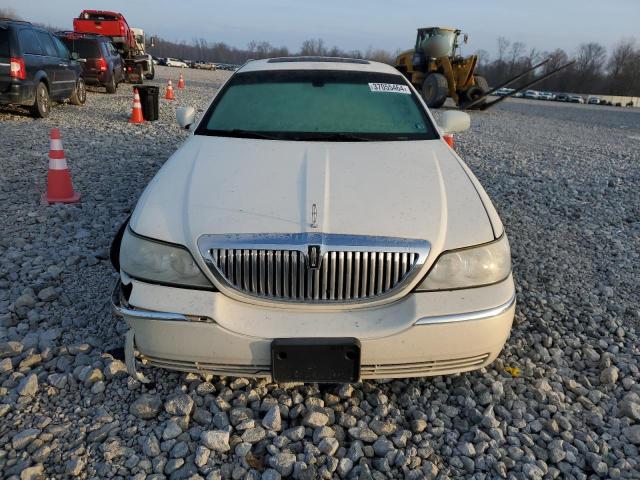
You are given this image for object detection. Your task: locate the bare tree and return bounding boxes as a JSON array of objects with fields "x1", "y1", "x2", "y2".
[
  {"x1": 474, "y1": 49, "x2": 490, "y2": 67},
  {"x1": 608, "y1": 38, "x2": 635, "y2": 78},
  {"x1": 497, "y1": 37, "x2": 510, "y2": 63},
  {"x1": 300, "y1": 39, "x2": 327, "y2": 56}
]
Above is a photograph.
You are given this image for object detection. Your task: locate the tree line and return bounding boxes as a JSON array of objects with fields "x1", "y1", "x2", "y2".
[
  {"x1": 474, "y1": 37, "x2": 640, "y2": 96},
  {"x1": 148, "y1": 35, "x2": 640, "y2": 96},
  {"x1": 147, "y1": 37, "x2": 396, "y2": 66}
]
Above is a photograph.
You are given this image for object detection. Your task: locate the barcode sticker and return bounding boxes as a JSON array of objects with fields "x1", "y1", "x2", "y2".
[{"x1": 368, "y1": 83, "x2": 411, "y2": 94}]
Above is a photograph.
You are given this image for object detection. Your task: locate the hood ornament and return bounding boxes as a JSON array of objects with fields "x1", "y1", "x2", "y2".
[{"x1": 310, "y1": 203, "x2": 318, "y2": 229}]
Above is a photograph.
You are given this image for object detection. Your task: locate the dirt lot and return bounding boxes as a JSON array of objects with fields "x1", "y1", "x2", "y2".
[{"x1": 1, "y1": 66, "x2": 639, "y2": 479}]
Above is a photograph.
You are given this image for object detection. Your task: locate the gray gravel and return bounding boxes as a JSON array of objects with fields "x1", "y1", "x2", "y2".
[{"x1": 1, "y1": 66, "x2": 639, "y2": 479}]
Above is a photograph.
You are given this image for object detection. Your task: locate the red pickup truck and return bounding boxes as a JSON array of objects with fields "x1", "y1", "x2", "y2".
[{"x1": 73, "y1": 10, "x2": 135, "y2": 54}]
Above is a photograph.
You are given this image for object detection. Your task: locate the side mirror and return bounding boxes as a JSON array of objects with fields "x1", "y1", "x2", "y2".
[
  {"x1": 176, "y1": 106, "x2": 196, "y2": 130},
  {"x1": 438, "y1": 110, "x2": 470, "y2": 135}
]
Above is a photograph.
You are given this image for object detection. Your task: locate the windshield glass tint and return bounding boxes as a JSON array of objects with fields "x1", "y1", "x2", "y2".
[
  {"x1": 59, "y1": 38, "x2": 100, "y2": 58},
  {"x1": 197, "y1": 70, "x2": 437, "y2": 141}
]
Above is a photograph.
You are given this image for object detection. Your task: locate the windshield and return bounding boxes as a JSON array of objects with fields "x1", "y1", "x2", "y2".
[
  {"x1": 59, "y1": 38, "x2": 101, "y2": 58},
  {"x1": 196, "y1": 70, "x2": 438, "y2": 141}
]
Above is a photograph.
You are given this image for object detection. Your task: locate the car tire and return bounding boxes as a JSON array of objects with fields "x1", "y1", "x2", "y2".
[
  {"x1": 105, "y1": 73, "x2": 117, "y2": 94},
  {"x1": 69, "y1": 78, "x2": 86, "y2": 106},
  {"x1": 422, "y1": 73, "x2": 448, "y2": 108},
  {"x1": 145, "y1": 64, "x2": 155, "y2": 80},
  {"x1": 136, "y1": 65, "x2": 144, "y2": 84},
  {"x1": 30, "y1": 81, "x2": 50, "y2": 118}
]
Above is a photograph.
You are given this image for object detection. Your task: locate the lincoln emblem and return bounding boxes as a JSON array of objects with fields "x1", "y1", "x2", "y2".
[{"x1": 308, "y1": 245, "x2": 320, "y2": 268}]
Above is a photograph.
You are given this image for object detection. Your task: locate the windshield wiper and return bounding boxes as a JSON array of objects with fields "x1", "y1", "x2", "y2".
[
  {"x1": 298, "y1": 133, "x2": 372, "y2": 142},
  {"x1": 215, "y1": 129, "x2": 282, "y2": 140}
]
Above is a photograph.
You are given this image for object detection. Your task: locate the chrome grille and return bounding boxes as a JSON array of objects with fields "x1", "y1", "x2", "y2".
[{"x1": 198, "y1": 233, "x2": 430, "y2": 304}]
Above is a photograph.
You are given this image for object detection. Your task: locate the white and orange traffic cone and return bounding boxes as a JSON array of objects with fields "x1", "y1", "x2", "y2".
[
  {"x1": 177, "y1": 73, "x2": 185, "y2": 89},
  {"x1": 129, "y1": 88, "x2": 145, "y2": 123},
  {"x1": 443, "y1": 134, "x2": 454, "y2": 149},
  {"x1": 165, "y1": 80, "x2": 175, "y2": 100},
  {"x1": 42, "y1": 128, "x2": 80, "y2": 204}
]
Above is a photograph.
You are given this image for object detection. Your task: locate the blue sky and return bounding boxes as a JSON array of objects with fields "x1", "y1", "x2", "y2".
[{"x1": 3, "y1": 0, "x2": 638, "y2": 58}]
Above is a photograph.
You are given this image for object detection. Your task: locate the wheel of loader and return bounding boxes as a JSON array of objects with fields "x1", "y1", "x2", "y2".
[
  {"x1": 462, "y1": 75, "x2": 489, "y2": 105},
  {"x1": 422, "y1": 73, "x2": 448, "y2": 108},
  {"x1": 474, "y1": 75, "x2": 489, "y2": 93}
]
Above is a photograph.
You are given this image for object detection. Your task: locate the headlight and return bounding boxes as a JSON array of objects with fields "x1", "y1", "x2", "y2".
[
  {"x1": 120, "y1": 228, "x2": 214, "y2": 289},
  {"x1": 416, "y1": 235, "x2": 511, "y2": 291}
]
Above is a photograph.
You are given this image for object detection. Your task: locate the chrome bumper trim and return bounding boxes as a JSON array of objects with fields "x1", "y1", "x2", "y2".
[
  {"x1": 111, "y1": 281, "x2": 213, "y2": 323},
  {"x1": 414, "y1": 292, "x2": 516, "y2": 325}
]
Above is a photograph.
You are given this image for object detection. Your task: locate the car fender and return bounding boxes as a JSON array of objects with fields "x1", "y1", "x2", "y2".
[{"x1": 29, "y1": 71, "x2": 50, "y2": 103}]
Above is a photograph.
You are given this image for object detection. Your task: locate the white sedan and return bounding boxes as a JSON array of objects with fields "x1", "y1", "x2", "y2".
[
  {"x1": 165, "y1": 57, "x2": 188, "y2": 68},
  {"x1": 111, "y1": 57, "x2": 515, "y2": 382}
]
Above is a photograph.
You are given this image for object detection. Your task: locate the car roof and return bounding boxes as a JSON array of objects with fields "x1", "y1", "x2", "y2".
[{"x1": 238, "y1": 57, "x2": 400, "y2": 75}]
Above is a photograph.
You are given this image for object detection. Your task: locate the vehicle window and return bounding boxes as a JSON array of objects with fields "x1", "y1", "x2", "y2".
[
  {"x1": 35, "y1": 32, "x2": 58, "y2": 57},
  {"x1": 58, "y1": 38, "x2": 100, "y2": 58},
  {"x1": 109, "y1": 43, "x2": 119, "y2": 56},
  {"x1": 52, "y1": 36, "x2": 71, "y2": 59},
  {"x1": 0, "y1": 28, "x2": 10, "y2": 57},
  {"x1": 81, "y1": 12, "x2": 118, "y2": 21},
  {"x1": 18, "y1": 29, "x2": 44, "y2": 55},
  {"x1": 197, "y1": 70, "x2": 437, "y2": 141}
]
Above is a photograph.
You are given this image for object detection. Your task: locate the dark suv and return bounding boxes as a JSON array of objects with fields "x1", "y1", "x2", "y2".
[
  {"x1": 56, "y1": 32, "x2": 123, "y2": 93},
  {"x1": 0, "y1": 19, "x2": 86, "y2": 117}
]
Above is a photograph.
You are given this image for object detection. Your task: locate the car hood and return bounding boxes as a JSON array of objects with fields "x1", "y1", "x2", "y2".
[{"x1": 131, "y1": 135, "x2": 495, "y2": 260}]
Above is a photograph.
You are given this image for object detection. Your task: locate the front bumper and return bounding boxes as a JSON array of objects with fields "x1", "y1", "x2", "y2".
[{"x1": 113, "y1": 275, "x2": 516, "y2": 380}]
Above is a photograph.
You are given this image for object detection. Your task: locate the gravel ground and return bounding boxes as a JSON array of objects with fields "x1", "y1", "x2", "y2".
[{"x1": 1, "y1": 66, "x2": 639, "y2": 479}]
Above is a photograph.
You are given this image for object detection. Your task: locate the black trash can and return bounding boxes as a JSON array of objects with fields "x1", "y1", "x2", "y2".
[{"x1": 134, "y1": 85, "x2": 159, "y2": 121}]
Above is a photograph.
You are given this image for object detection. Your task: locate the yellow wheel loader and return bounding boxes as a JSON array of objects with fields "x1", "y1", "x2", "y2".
[{"x1": 396, "y1": 27, "x2": 575, "y2": 110}]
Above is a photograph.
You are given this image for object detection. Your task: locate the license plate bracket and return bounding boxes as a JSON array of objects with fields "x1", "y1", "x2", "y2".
[{"x1": 271, "y1": 338, "x2": 360, "y2": 383}]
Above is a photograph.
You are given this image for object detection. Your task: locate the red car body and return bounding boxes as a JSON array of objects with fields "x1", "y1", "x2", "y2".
[{"x1": 73, "y1": 10, "x2": 135, "y2": 54}]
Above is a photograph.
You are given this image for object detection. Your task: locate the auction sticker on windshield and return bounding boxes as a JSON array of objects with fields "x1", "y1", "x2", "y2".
[{"x1": 368, "y1": 83, "x2": 411, "y2": 94}]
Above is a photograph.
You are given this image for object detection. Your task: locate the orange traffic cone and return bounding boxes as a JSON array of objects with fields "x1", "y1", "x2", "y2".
[
  {"x1": 129, "y1": 88, "x2": 145, "y2": 123},
  {"x1": 443, "y1": 134, "x2": 454, "y2": 149},
  {"x1": 177, "y1": 73, "x2": 185, "y2": 89},
  {"x1": 42, "y1": 128, "x2": 80, "y2": 204},
  {"x1": 165, "y1": 80, "x2": 175, "y2": 100}
]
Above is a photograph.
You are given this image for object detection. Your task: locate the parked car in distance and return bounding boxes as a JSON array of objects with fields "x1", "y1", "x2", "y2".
[
  {"x1": 165, "y1": 57, "x2": 188, "y2": 68},
  {"x1": 555, "y1": 93, "x2": 569, "y2": 102},
  {"x1": 0, "y1": 18, "x2": 86, "y2": 117},
  {"x1": 194, "y1": 61, "x2": 216, "y2": 70},
  {"x1": 494, "y1": 87, "x2": 515, "y2": 97},
  {"x1": 538, "y1": 91, "x2": 554, "y2": 100},
  {"x1": 568, "y1": 95, "x2": 584, "y2": 104},
  {"x1": 587, "y1": 96, "x2": 601, "y2": 105},
  {"x1": 523, "y1": 90, "x2": 539, "y2": 99},
  {"x1": 56, "y1": 31, "x2": 124, "y2": 93},
  {"x1": 216, "y1": 63, "x2": 240, "y2": 71},
  {"x1": 111, "y1": 57, "x2": 515, "y2": 382}
]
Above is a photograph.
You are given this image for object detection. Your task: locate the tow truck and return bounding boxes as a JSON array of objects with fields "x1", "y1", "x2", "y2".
[{"x1": 73, "y1": 10, "x2": 154, "y2": 83}]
